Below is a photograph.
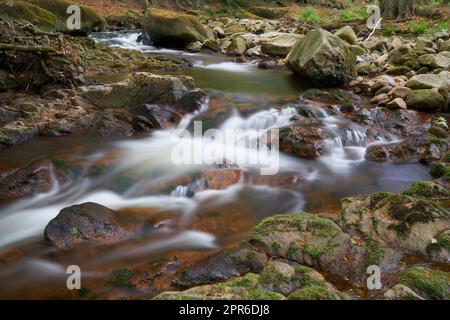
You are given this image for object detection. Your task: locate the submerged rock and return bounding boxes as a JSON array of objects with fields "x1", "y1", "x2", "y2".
[
  {"x1": 44, "y1": 203, "x2": 129, "y2": 249},
  {"x1": 287, "y1": 29, "x2": 355, "y2": 87},
  {"x1": 142, "y1": 8, "x2": 209, "y2": 48},
  {"x1": 279, "y1": 125, "x2": 330, "y2": 159}
]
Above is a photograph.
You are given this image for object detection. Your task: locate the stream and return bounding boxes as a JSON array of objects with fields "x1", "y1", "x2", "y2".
[{"x1": 0, "y1": 31, "x2": 432, "y2": 298}]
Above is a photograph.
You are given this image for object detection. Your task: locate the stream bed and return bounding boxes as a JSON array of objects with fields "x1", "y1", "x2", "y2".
[{"x1": 0, "y1": 31, "x2": 432, "y2": 299}]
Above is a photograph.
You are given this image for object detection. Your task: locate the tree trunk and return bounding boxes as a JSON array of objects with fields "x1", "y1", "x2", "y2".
[{"x1": 380, "y1": 0, "x2": 415, "y2": 20}]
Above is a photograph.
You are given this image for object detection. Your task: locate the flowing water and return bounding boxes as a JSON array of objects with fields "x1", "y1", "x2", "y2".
[{"x1": 0, "y1": 31, "x2": 432, "y2": 298}]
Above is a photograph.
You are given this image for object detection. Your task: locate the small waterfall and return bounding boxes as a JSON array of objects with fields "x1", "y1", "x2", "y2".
[{"x1": 171, "y1": 185, "x2": 192, "y2": 198}]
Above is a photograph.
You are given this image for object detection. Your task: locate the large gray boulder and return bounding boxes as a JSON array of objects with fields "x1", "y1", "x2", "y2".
[
  {"x1": 406, "y1": 72, "x2": 450, "y2": 90},
  {"x1": 260, "y1": 33, "x2": 303, "y2": 57},
  {"x1": 287, "y1": 29, "x2": 356, "y2": 87}
]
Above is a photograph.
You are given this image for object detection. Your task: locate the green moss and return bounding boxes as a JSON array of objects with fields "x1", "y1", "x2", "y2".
[
  {"x1": 400, "y1": 267, "x2": 450, "y2": 300},
  {"x1": 0, "y1": 0, "x2": 57, "y2": 30},
  {"x1": 27, "y1": 0, "x2": 104, "y2": 34},
  {"x1": 430, "y1": 162, "x2": 450, "y2": 179},
  {"x1": 288, "y1": 284, "x2": 340, "y2": 300},
  {"x1": 249, "y1": 214, "x2": 342, "y2": 246},
  {"x1": 246, "y1": 250, "x2": 259, "y2": 262},
  {"x1": 402, "y1": 181, "x2": 450, "y2": 199},
  {"x1": 428, "y1": 126, "x2": 448, "y2": 139},
  {"x1": 364, "y1": 236, "x2": 385, "y2": 266},
  {"x1": 259, "y1": 266, "x2": 293, "y2": 287},
  {"x1": 245, "y1": 290, "x2": 286, "y2": 300},
  {"x1": 297, "y1": 7, "x2": 320, "y2": 24},
  {"x1": 110, "y1": 268, "x2": 133, "y2": 286},
  {"x1": 303, "y1": 243, "x2": 336, "y2": 259},
  {"x1": 427, "y1": 233, "x2": 450, "y2": 254},
  {"x1": 287, "y1": 243, "x2": 303, "y2": 259},
  {"x1": 386, "y1": 195, "x2": 448, "y2": 236},
  {"x1": 68, "y1": 226, "x2": 79, "y2": 235}
]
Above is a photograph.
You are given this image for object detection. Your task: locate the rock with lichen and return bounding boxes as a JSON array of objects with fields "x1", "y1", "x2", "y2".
[{"x1": 339, "y1": 183, "x2": 450, "y2": 262}]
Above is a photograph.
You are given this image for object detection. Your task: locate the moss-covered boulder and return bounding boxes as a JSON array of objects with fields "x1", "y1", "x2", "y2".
[
  {"x1": 248, "y1": 213, "x2": 399, "y2": 288},
  {"x1": 154, "y1": 261, "x2": 342, "y2": 300},
  {"x1": 400, "y1": 267, "x2": 449, "y2": 300},
  {"x1": 287, "y1": 28, "x2": 356, "y2": 87},
  {"x1": 406, "y1": 88, "x2": 446, "y2": 111},
  {"x1": 388, "y1": 45, "x2": 418, "y2": 68},
  {"x1": 0, "y1": 0, "x2": 57, "y2": 30},
  {"x1": 26, "y1": 0, "x2": 104, "y2": 35},
  {"x1": 142, "y1": 8, "x2": 209, "y2": 48},
  {"x1": 339, "y1": 185, "x2": 450, "y2": 262}
]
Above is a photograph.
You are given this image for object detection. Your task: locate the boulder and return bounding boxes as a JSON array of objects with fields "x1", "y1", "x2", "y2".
[
  {"x1": 406, "y1": 72, "x2": 450, "y2": 90},
  {"x1": 202, "y1": 39, "x2": 222, "y2": 52},
  {"x1": 287, "y1": 29, "x2": 356, "y2": 87},
  {"x1": 406, "y1": 88, "x2": 446, "y2": 111},
  {"x1": 44, "y1": 203, "x2": 130, "y2": 249},
  {"x1": 142, "y1": 8, "x2": 209, "y2": 48},
  {"x1": 26, "y1": 0, "x2": 104, "y2": 35},
  {"x1": 155, "y1": 261, "x2": 342, "y2": 300},
  {"x1": 335, "y1": 26, "x2": 357, "y2": 45},
  {"x1": 0, "y1": 0, "x2": 56, "y2": 30},
  {"x1": 387, "y1": 97, "x2": 407, "y2": 109},
  {"x1": 81, "y1": 73, "x2": 206, "y2": 112},
  {"x1": 388, "y1": 86, "x2": 412, "y2": 100},
  {"x1": 383, "y1": 284, "x2": 425, "y2": 300},
  {"x1": 418, "y1": 52, "x2": 450, "y2": 69},
  {"x1": 226, "y1": 36, "x2": 246, "y2": 55},
  {"x1": 248, "y1": 213, "x2": 400, "y2": 288},
  {"x1": 260, "y1": 33, "x2": 303, "y2": 57},
  {"x1": 186, "y1": 41, "x2": 202, "y2": 52},
  {"x1": 339, "y1": 186, "x2": 450, "y2": 262},
  {"x1": 279, "y1": 125, "x2": 330, "y2": 158},
  {"x1": 438, "y1": 40, "x2": 450, "y2": 52},
  {"x1": 224, "y1": 23, "x2": 246, "y2": 36}
]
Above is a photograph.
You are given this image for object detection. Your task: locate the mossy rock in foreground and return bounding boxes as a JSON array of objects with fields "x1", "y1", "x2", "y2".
[
  {"x1": 400, "y1": 266, "x2": 450, "y2": 300},
  {"x1": 0, "y1": 0, "x2": 57, "y2": 30},
  {"x1": 26, "y1": 0, "x2": 104, "y2": 34},
  {"x1": 154, "y1": 261, "x2": 343, "y2": 300}
]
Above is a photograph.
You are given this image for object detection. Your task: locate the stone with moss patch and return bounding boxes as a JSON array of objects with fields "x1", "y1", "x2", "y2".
[{"x1": 143, "y1": 8, "x2": 210, "y2": 48}]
